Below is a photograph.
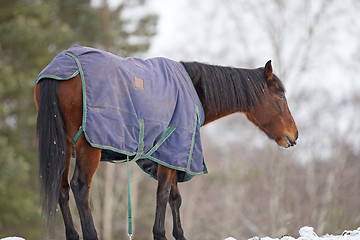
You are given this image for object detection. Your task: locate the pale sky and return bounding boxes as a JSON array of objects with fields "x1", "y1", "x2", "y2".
[{"x1": 92, "y1": 0, "x2": 360, "y2": 157}]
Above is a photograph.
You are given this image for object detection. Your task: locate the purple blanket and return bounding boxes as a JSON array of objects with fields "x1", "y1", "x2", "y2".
[{"x1": 35, "y1": 45, "x2": 207, "y2": 181}]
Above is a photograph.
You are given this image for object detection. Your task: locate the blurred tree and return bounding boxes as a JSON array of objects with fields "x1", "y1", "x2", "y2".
[
  {"x1": 0, "y1": 1, "x2": 69, "y2": 238},
  {"x1": 0, "y1": 0, "x2": 157, "y2": 238}
]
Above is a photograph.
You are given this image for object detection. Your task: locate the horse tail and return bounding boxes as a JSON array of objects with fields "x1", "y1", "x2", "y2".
[{"x1": 36, "y1": 79, "x2": 67, "y2": 231}]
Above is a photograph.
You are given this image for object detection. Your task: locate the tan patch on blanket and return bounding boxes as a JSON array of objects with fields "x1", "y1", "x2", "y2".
[{"x1": 134, "y1": 76, "x2": 144, "y2": 90}]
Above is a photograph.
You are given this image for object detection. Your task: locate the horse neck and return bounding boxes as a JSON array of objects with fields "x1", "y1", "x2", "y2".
[{"x1": 181, "y1": 62, "x2": 266, "y2": 125}]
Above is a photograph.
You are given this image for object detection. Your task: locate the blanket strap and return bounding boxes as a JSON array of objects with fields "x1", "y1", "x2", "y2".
[
  {"x1": 142, "y1": 126, "x2": 176, "y2": 158},
  {"x1": 132, "y1": 118, "x2": 145, "y2": 161},
  {"x1": 127, "y1": 155, "x2": 133, "y2": 239},
  {"x1": 72, "y1": 126, "x2": 84, "y2": 145}
]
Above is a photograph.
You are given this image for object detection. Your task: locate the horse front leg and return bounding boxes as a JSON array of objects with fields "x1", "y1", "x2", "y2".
[
  {"x1": 169, "y1": 180, "x2": 186, "y2": 240},
  {"x1": 153, "y1": 165, "x2": 176, "y2": 240}
]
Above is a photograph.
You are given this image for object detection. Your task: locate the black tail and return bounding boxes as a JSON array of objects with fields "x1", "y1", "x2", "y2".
[{"x1": 36, "y1": 79, "x2": 67, "y2": 232}]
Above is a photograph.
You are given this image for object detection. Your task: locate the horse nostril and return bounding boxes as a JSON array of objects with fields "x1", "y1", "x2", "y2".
[
  {"x1": 295, "y1": 130, "x2": 299, "y2": 141},
  {"x1": 285, "y1": 134, "x2": 296, "y2": 146}
]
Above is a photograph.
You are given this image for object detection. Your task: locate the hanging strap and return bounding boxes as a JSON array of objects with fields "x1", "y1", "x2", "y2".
[
  {"x1": 127, "y1": 155, "x2": 133, "y2": 239},
  {"x1": 72, "y1": 125, "x2": 84, "y2": 145}
]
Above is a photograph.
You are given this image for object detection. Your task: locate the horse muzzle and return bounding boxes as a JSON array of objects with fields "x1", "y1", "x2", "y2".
[
  {"x1": 277, "y1": 130, "x2": 298, "y2": 148},
  {"x1": 285, "y1": 130, "x2": 298, "y2": 148},
  {"x1": 285, "y1": 134, "x2": 297, "y2": 147}
]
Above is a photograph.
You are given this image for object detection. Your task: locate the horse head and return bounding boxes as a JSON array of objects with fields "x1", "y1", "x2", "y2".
[{"x1": 245, "y1": 60, "x2": 298, "y2": 148}]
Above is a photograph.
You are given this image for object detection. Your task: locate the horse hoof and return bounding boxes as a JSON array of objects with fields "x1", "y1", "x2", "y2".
[
  {"x1": 154, "y1": 236, "x2": 167, "y2": 240},
  {"x1": 66, "y1": 231, "x2": 79, "y2": 240}
]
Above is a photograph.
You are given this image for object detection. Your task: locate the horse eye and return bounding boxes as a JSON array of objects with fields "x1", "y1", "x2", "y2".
[{"x1": 279, "y1": 95, "x2": 285, "y2": 99}]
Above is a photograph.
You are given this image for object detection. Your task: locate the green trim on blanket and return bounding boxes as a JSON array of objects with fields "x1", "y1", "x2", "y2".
[
  {"x1": 65, "y1": 52, "x2": 87, "y2": 136},
  {"x1": 33, "y1": 70, "x2": 79, "y2": 83},
  {"x1": 186, "y1": 105, "x2": 199, "y2": 171},
  {"x1": 184, "y1": 71, "x2": 205, "y2": 126}
]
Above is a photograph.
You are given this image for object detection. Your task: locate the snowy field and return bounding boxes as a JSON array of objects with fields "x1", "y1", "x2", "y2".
[
  {"x1": 225, "y1": 227, "x2": 360, "y2": 240},
  {"x1": 2, "y1": 226, "x2": 360, "y2": 240},
  {"x1": 0, "y1": 238, "x2": 25, "y2": 240}
]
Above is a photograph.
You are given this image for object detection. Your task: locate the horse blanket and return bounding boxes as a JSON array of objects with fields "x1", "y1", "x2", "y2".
[{"x1": 35, "y1": 45, "x2": 207, "y2": 182}]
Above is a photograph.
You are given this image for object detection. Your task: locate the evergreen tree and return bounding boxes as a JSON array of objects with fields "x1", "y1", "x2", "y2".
[{"x1": 0, "y1": 0, "x2": 157, "y2": 238}]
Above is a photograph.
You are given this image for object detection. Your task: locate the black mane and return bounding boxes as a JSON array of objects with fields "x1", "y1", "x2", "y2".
[{"x1": 181, "y1": 61, "x2": 269, "y2": 114}]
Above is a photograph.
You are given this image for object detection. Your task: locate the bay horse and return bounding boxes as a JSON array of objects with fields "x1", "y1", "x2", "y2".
[{"x1": 34, "y1": 48, "x2": 298, "y2": 240}]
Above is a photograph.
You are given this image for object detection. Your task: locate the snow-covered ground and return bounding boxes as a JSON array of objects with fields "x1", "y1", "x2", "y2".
[
  {"x1": 0, "y1": 238, "x2": 25, "y2": 240},
  {"x1": 224, "y1": 227, "x2": 360, "y2": 240}
]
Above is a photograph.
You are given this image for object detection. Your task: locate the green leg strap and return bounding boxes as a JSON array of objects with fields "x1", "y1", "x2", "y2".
[
  {"x1": 72, "y1": 126, "x2": 84, "y2": 145},
  {"x1": 127, "y1": 155, "x2": 133, "y2": 239}
]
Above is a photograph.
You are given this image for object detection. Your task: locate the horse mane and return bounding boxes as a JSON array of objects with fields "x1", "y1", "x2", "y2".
[{"x1": 181, "y1": 61, "x2": 277, "y2": 113}]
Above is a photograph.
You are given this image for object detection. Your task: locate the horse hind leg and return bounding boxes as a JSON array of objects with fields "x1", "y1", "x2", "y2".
[
  {"x1": 169, "y1": 178, "x2": 186, "y2": 240},
  {"x1": 71, "y1": 136, "x2": 101, "y2": 240},
  {"x1": 59, "y1": 142, "x2": 79, "y2": 240},
  {"x1": 58, "y1": 75, "x2": 99, "y2": 239}
]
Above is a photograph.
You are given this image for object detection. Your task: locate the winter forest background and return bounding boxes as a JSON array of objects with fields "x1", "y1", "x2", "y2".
[{"x1": 1, "y1": 0, "x2": 360, "y2": 239}]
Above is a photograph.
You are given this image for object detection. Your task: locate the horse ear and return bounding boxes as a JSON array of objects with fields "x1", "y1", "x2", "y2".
[{"x1": 264, "y1": 60, "x2": 273, "y2": 83}]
